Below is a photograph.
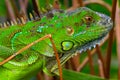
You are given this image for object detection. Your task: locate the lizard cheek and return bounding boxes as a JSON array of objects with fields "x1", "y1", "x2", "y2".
[{"x1": 61, "y1": 41, "x2": 74, "y2": 51}]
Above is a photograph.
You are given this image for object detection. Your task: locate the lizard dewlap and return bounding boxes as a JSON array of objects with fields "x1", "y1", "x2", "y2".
[{"x1": 0, "y1": 7, "x2": 113, "y2": 80}]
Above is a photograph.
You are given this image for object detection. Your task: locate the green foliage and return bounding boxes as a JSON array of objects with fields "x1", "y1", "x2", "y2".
[
  {"x1": 86, "y1": 4, "x2": 110, "y2": 16},
  {"x1": 104, "y1": 0, "x2": 112, "y2": 5},
  {"x1": 0, "y1": 0, "x2": 7, "y2": 16},
  {"x1": 63, "y1": 69, "x2": 104, "y2": 80}
]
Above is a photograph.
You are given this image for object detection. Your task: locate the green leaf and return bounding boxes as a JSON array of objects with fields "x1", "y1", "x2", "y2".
[
  {"x1": 63, "y1": 69, "x2": 104, "y2": 80},
  {"x1": 0, "y1": 0, "x2": 7, "y2": 16}
]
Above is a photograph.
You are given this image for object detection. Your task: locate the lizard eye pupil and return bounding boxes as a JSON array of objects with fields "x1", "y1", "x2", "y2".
[{"x1": 85, "y1": 16, "x2": 93, "y2": 22}]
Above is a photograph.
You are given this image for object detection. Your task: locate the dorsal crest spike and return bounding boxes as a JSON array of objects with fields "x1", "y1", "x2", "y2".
[
  {"x1": 41, "y1": 7, "x2": 47, "y2": 13},
  {"x1": 6, "y1": 21, "x2": 10, "y2": 26},
  {"x1": 49, "y1": 4, "x2": 53, "y2": 9},
  {"x1": 29, "y1": 13, "x2": 34, "y2": 21},
  {"x1": 17, "y1": 18, "x2": 21, "y2": 24},
  {"x1": 20, "y1": 17, "x2": 26, "y2": 24},
  {"x1": 3, "y1": 22, "x2": 7, "y2": 27},
  {"x1": 32, "y1": 10, "x2": 37, "y2": 16},
  {"x1": 46, "y1": 3, "x2": 53, "y2": 11},
  {"x1": 10, "y1": 20, "x2": 14, "y2": 26},
  {"x1": 37, "y1": 10, "x2": 42, "y2": 19},
  {"x1": 32, "y1": 10, "x2": 39, "y2": 20},
  {"x1": 13, "y1": 19, "x2": 17, "y2": 25}
]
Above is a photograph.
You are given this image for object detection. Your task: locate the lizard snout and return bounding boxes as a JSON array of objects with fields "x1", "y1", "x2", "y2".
[{"x1": 96, "y1": 12, "x2": 113, "y2": 31}]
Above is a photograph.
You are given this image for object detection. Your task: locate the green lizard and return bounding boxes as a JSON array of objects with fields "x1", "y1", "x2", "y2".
[{"x1": 0, "y1": 7, "x2": 112, "y2": 80}]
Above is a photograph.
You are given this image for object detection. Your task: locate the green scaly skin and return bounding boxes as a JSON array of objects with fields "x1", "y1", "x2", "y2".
[{"x1": 0, "y1": 7, "x2": 113, "y2": 80}]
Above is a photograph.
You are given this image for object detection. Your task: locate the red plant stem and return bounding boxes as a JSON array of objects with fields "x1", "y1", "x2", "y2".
[
  {"x1": 65, "y1": 60, "x2": 72, "y2": 69},
  {"x1": 115, "y1": 2, "x2": 120, "y2": 80},
  {"x1": 96, "y1": 45, "x2": 106, "y2": 78},
  {"x1": 53, "y1": 0, "x2": 60, "y2": 9},
  {"x1": 49, "y1": 36, "x2": 63, "y2": 80},
  {"x1": 98, "y1": 59, "x2": 104, "y2": 78},
  {"x1": 32, "y1": 0, "x2": 41, "y2": 17},
  {"x1": 72, "y1": 0, "x2": 80, "y2": 8},
  {"x1": 64, "y1": 0, "x2": 69, "y2": 8},
  {"x1": 19, "y1": 0, "x2": 28, "y2": 18},
  {"x1": 70, "y1": 54, "x2": 80, "y2": 71},
  {"x1": 67, "y1": 0, "x2": 80, "y2": 11},
  {"x1": 105, "y1": 0, "x2": 117, "y2": 79},
  {"x1": 87, "y1": 50, "x2": 95, "y2": 75},
  {"x1": 78, "y1": 0, "x2": 83, "y2": 7},
  {"x1": 44, "y1": 74, "x2": 53, "y2": 80},
  {"x1": 37, "y1": 72, "x2": 42, "y2": 80},
  {"x1": 10, "y1": 0, "x2": 20, "y2": 18},
  {"x1": 5, "y1": 0, "x2": 16, "y2": 21}
]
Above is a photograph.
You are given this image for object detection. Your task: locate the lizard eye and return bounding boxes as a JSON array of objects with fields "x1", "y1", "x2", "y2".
[{"x1": 85, "y1": 16, "x2": 93, "y2": 23}]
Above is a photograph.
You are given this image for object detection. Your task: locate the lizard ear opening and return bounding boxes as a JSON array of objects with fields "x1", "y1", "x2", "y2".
[{"x1": 66, "y1": 27, "x2": 74, "y2": 35}]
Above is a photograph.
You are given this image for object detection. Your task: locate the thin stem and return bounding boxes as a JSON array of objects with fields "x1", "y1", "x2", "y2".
[
  {"x1": 5, "y1": 0, "x2": 16, "y2": 21},
  {"x1": 37, "y1": 72, "x2": 42, "y2": 80},
  {"x1": 65, "y1": 60, "x2": 72, "y2": 69},
  {"x1": 10, "y1": 0, "x2": 19, "y2": 18},
  {"x1": 78, "y1": 0, "x2": 83, "y2": 7},
  {"x1": 19, "y1": 0, "x2": 28, "y2": 20},
  {"x1": 49, "y1": 36, "x2": 63, "y2": 80},
  {"x1": 96, "y1": 45, "x2": 106, "y2": 78},
  {"x1": 32, "y1": 0, "x2": 41, "y2": 17},
  {"x1": 70, "y1": 54, "x2": 80, "y2": 71},
  {"x1": 87, "y1": 50, "x2": 95, "y2": 75},
  {"x1": 105, "y1": 0, "x2": 117, "y2": 78},
  {"x1": 67, "y1": 0, "x2": 80, "y2": 11},
  {"x1": 98, "y1": 59, "x2": 104, "y2": 78},
  {"x1": 44, "y1": 74, "x2": 53, "y2": 80},
  {"x1": 53, "y1": 0, "x2": 60, "y2": 9},
  {"x1": 64, "y1": 0, "x2": 69, "y2": 8},
  {"x1": 115, "y1": 1, "x2": 120, "y2": 80}
]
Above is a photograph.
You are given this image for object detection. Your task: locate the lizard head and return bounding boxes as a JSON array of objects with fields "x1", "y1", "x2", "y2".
[{"x1": 45, "y1": 7, "x2": 113, "y2": 75}]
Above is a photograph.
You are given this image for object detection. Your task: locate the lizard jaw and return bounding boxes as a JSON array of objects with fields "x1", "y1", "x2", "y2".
[{"x1": 49, "y1": 33, "x2": 108, "y2": 74}]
